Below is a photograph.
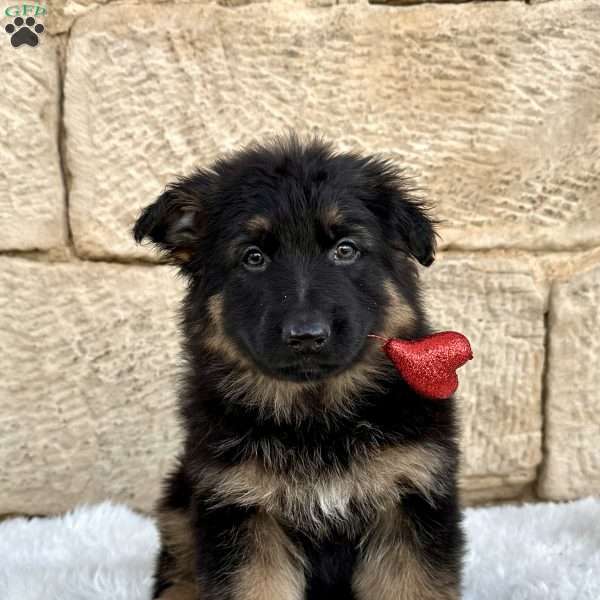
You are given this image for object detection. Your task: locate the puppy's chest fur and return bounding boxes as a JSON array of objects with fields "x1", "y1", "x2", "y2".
[{"x1": 199, "y1": 425, "x2": 446, "y2": 534}]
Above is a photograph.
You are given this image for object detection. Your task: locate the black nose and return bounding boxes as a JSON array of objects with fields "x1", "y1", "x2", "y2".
[{"x1": 283, "y1": 318, "x2": 331, "y2": 353}]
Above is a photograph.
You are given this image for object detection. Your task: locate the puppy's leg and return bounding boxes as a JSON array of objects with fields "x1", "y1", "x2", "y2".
[
  {"x1": 194, "y1": 502, "x2": 307, "y2": 600},
  {"x1": 153, "y1": 508, "x2": 198, "y2": 599},
  {"x1": 155, "y1": 580, "x2": 197, "y2": 600},
  {"x1": 152, "y1": 465, "x2": 199, "y2": 599},
  {"x1": 353, "y1": 494, "x2": 463, "y2": 600}
]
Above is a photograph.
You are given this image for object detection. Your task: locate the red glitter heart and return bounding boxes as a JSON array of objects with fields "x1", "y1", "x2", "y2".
[{"x1": 370, "y1": 331, "x2": 473, "y2": 400}]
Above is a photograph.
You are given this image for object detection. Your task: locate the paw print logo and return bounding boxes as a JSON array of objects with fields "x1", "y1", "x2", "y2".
[{"x1": 5, "y1": 16, "x2": 44, "y2": 48}]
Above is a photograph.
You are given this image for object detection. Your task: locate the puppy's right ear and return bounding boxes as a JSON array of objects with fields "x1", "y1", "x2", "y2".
[{"x1": 133, "y1": 179, "x2": 205, "y2": 264}]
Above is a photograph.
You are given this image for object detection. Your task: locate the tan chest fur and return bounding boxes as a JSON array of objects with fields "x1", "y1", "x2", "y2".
[{"x1": 204, "y1": 443, "x2": 446, "y2": 533}]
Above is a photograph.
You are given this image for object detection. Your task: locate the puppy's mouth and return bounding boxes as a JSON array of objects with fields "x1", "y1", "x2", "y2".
[
  {"x1": 257, "y1": 345, "x2": 369, "y2": 382},
  {"x1": 272, "y1": 362, "x2": 343, "y2": 382},
  {"x1": 239, "y1": 334, "x2": 371, "y2": 383}
]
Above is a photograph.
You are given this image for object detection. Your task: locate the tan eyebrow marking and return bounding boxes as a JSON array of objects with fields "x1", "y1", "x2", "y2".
[
  {"x1": 323, "y1": 205, "x2": 343, "y2": 229},
  {"x1": 322, "y1": 205, "x2": 376, "y2": 248},
  {"x1": 244, "y1": 215, "x2": 271, "y2": 234}
]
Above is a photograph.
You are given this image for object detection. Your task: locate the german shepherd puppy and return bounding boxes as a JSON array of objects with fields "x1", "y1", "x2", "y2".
[{"x1": 133, "y1": 135, "x2": 464, "y2": 600}]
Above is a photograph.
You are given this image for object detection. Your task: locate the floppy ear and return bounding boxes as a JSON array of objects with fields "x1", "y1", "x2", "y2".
[
  {"x1": 362, "y1": 158, "x2": 437, "y2": 267},
  {"x1": 388, "y1": 196, "x2": 437, "y2": 267},
  {"x1": 133, "y1": 179, "x2": 206, "y2": 264}
]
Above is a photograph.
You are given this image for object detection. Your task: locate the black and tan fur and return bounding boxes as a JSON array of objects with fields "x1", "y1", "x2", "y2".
[{"x1": 133, "y1": 135, "x2": 464, "y2": 599}]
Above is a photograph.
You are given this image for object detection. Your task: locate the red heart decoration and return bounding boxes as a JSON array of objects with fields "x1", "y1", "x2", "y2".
[{"x1": 371, "y1": 331, "x2": 473, "y2": 400}]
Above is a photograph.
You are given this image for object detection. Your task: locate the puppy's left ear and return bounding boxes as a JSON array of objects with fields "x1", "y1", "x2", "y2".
[
  {"x1": 363, "y1": 158, "x2": 437, "y2": 267},
  {"x1": 388, "y1": 196, "x2": 437, "y2": 267},
  {"x1": 133, "y1": 175, "x2": 207, "y2": 265}
]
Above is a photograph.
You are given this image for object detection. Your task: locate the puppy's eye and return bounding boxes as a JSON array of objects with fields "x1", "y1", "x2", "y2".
[
  {"x1": 242, "y1": 246, "x2": 268, "y2": 271},
  {"x1": 331, "y1": 239, "x2": 360, "y2": 264}
]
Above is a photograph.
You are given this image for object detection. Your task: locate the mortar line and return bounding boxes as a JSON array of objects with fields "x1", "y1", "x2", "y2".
[
  {"x1": 56, "y1": 27, "x2": 75, "y2": 256},
  {"x1": 533, "y1": 289, "x2": 553, "y2": 499}
]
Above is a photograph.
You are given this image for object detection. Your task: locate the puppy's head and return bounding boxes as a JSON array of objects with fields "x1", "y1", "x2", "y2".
[{"x1": 134, "y1": 136, "x2": 436, "y2": 383}]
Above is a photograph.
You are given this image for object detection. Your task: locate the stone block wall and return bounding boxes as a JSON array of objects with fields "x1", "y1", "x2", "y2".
[{"x1": 1, "y1": 0, "x2": 599, "y2": 514}]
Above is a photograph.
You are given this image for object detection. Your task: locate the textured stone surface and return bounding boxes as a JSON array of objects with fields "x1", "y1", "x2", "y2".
[
  {"x1": 423, "y1": 255, "x2": 546, "y2": 499},
  {"x1": 370, "y1": 0, "x2": 499, "y2": 4},
  {"x1": 0, "y1": 257, "x2": 184, "y2": 514},
  {"x1": 46, "y1": 0, "x2": 362, "y2": 34},
  {"x1": 0, "y1": 35, "x2": 65, "y2": 250},
  {"x1": 64, "y1": 0, "x2": 600, "y2": 259},
  {"x1": 539, "y1": 260, "x2": 600, "y2": 500}
]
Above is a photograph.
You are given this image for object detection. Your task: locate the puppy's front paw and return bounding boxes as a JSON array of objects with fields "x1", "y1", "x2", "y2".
[{"x1": 156, "y1": 583, "x2": 198, "y2": 600}]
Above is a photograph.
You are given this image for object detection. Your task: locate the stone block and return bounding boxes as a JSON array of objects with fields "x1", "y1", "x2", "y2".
[
  {"x1": 539, "y1": 260, "x2": 600, "y2": 500},
  {"x1": 423, "y1": 255, "x2": 546, "y2": 499},
  {"x1": 0, "y1": 257, "x2": 183, "y2": 514},
  {"x1": 0, "y1": 35, "x2": 65, "y2": 250},
  {"x1": 64, "y1": 0, "x2": 600, "y2": 258}
]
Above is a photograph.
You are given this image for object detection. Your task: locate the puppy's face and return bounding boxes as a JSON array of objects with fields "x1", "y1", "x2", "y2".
[
  {"x1": 134, "y1": 137, "x2": 436, "y2": 382},
  {"x1": 216, "y1": 205, "x2": 386, "y2": 382}
]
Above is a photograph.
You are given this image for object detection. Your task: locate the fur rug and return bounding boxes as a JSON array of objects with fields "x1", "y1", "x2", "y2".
[{"x1": 1, "y1": 498, "x2": 599, "y2": 599}]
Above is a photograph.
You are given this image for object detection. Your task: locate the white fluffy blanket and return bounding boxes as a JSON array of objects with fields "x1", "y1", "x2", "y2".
[{"x1": 1, "y1": 498, "x2": 599, "y2": 599}]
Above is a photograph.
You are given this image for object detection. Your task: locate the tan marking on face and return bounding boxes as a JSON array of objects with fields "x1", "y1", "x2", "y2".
[
  {"x1": 233, "y1": 512, "x2": 306, "y2": 600},
  {"x1": 202, "y1": 294, "x2": 252, "y2": 367},
  {"x1": 376, "y1": 279, "x2": 417, "y2": 339},
  {"x1": 322, "y1": 207, "x2": 375, "y2": 249},
  {"x1": 206, "y1": 443, "x2": 446, "y2": 534},
  {"x1": 204, "y1": 295, "x2": 313, "y2": 420},
  {"x1": 155, "y1": 508, "x2": 198, "y2": 593},
  {"x1": 353, "y1": 508, "x2": 459, "y2": 600},
  {"x1": 322, "y1": 205, "x2": 343, "y2": 229},
  {"x1": 244, "y1": 215, "x2": 271, "y2": 234},
  {"x1": 203, "y1": 282, "x2": 410, "y2": 423}
]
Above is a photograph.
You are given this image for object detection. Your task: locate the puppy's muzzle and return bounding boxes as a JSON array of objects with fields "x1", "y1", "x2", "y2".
[{"x1": 282, "y1": 314, "x2": 331, "y2": 354}]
